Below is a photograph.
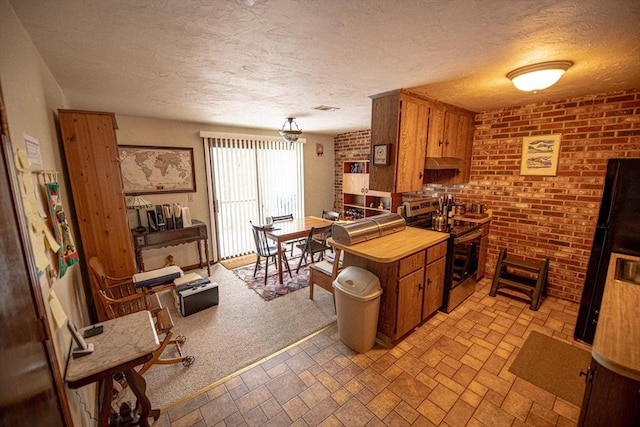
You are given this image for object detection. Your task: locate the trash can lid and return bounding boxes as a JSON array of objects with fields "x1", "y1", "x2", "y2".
[{"x1": 333, "y1": 266, "x2": 382, "y2": 301}]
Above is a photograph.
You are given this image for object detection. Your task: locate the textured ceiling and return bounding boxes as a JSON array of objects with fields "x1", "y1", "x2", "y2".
[{"x1": 9, "y1": 0, "x2": 640, "y2": 134}]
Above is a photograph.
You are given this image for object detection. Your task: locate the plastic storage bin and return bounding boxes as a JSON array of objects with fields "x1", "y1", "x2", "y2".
[{"x1": 333, "y1": 266, "x2": 382, "y2": 353}]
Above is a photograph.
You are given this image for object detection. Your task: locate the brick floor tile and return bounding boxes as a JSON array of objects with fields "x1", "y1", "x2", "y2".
[
  {"x1": 315, "y1": 370, "x2": 341, "y2": 392},
  {"x1": 330, "y1": 387, "x2": 352, "y2": 406},
  {"x1": 366, "y1": 388, "x2": 401, "y2": 420},
  {"x1": 261, "y1": 411, "x2": 293, "y2": 427},
  {"x1": 442, "y1": 399, "x2": 475, "y2": 426},
  {"x1": 199, "y1": 393, "x2": 238, "y2": 426},
  {"x1": 427, "y1": 383, "x2": 459, "y2": 412},
  {"x1": 467, "y1": 343, "x2": 493, "y2": 362},
  {"x1": 382, "y1": 410, "x2": 411, "y2": 426},
  {"x1": 553, "y1": 398, "x2": 580, "y2": 422},
  {"x1": 260, "y1": 396, "x2": 283, "y2": 419},
  {"x1": 235, "y1": 385, "x2": 273, "y2": 414},
  {"x1": 388, "y1": 372, "x2": 432, "y2": 409},
  {"x1": 168, "y1": 409, "x2": 203, "y2": 427},
  {"x1": 483, "y1": 352, "x2": 507, "y2": 375},
  {"x1": 357, "y1": 367, "x2": 390, "y2": 394},
  {"x1": 395, "y1": 353, "x2": 427, "y2": 377},
  {"x1": 299, "y1": 381, "x2": 331, "y2": 409},
  {"x1": 529, "y1": 401, "x2": 560, "y2": 425},
  {"x1": 242, "y1": 405, "x2": 267, "y2": 427},
  {"x1": 240, "y1": 365, "x2": 272, "y2": 391},
  {"x1": 433, "y1": 373, "x2": 465, "y2": 395},
  {"x1": 460, "y1": 388, "x2": 483, "y2": 407},
  {"x1": 266, "y1": 370, "x2": 308, "y2": 405},
  {"x1": 334, "y1": 396, "x2": 375, "y2": 426},
  {"x1": 473, "y1": 399, "x2": 515, "y2": 427},
  {"x1": 168, "y1": 392, "x2": 210, "y2": 422},
  {"x1": 416, "y1": 398, "x2": 446, "y2": 425},
  {"x1": 355, "y1": 383, "x2": 376, "y2": 405},
  {"x1": 501, "y1": 390, "x2": 532, "y2": 421},
  {"x1": 452, "y1": 363, "x2": 477, "y2": 388},
  {"x1": 394, "y1": 399, "x2": 420, "y2": 423},
  {"x1": 281, "y1": 396, "x2": 309, "y2": 421},
  {"x1": 302, "y1": 396, "x2": 340, "y2": 426},
  {"x1": 317, "y1": 414, "x2": 343, "y2": 427},
  {"x1": 510, "y1": 377, "x2": 556, "y2": 409}
]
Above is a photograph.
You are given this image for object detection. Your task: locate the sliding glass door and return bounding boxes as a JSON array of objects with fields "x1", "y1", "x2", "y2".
[{"x1": 206, "y1": 135, "x2": 304, "y2": 259}]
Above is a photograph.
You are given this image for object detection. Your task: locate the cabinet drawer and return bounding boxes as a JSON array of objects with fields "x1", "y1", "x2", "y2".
[
  {"x1": 399, "y1": 250, "x2": 426, "y2": 277},
  {"x1": 426, "y1": 241, "x2": 447, "y2": 264}
]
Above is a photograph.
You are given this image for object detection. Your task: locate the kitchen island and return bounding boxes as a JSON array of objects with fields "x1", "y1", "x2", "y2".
[
  {"x1": 329, "y1": 228, "x2": 449, "y2": 347},
  {"x1": 578, "y1": 252, "x2": 640, "y2": 425}
]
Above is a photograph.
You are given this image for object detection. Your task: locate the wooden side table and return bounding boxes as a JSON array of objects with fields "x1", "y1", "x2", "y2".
[
  {"x1": 65, "y1": 311, "x2": 160, "y2": 427},
  {"x1": 132, "y1": 219, "x2": 211, "y2": 275}
]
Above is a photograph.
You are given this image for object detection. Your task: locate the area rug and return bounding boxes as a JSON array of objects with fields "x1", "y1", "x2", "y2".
[
  {"x1": 232, "y1": 255, "x2": 311, "y2": 301},
  {"x1": 116, "y1": 263, "x2": 336, "y2": 409},
  {"x1": 509, "y1": 331, "x2": 592, "y2": 406}
]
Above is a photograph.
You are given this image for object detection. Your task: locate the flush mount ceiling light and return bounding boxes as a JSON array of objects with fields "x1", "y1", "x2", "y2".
[
  {"x1": 279, "y1": 117, "x2": 303, "y2": 143},
  {"x1": 507, "y1": 61, "x2": 573, "y2": 92}
]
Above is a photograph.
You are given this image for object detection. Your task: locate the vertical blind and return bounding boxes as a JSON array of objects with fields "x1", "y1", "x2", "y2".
[{"x1": 203, "y1": 134, "x2": 304, "y2": 259}]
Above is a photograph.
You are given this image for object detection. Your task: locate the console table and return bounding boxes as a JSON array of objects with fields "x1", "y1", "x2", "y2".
[{"x1": 132, "y1": 220, "x2": 211, "y2": 275}]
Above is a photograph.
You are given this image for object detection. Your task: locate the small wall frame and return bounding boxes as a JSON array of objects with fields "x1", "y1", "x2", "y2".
[{"x1": 520, "y1": 134, "x2": 562, "y2": 176}]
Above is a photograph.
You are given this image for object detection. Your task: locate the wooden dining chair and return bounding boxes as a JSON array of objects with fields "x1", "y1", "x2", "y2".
[
  {"x1": 88, "y1": 257, "x2": 195, "y2": 375},
  {"x1": 295, "y1": 224, "x2": 333, "y2": 273},
  {"x1": 250, "y1": 222, "x2": 292, "y2": 285}
]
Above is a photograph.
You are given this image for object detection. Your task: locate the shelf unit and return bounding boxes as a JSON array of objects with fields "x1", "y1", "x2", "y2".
[{"x1": 342, "y1": 160, "x2": 392, "y2": 219}]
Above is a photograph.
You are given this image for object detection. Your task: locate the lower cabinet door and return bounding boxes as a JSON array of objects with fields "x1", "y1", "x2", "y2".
[
  {"x1": 396, "y1": 268, "x2": 424, "y2": 338},
  {"x1": 423, "y1": 257, "x2": 446, "y2": 319}
]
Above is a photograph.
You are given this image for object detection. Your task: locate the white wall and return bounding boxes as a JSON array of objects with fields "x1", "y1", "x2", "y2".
[
  {"x1": 116, "y1": 115, "x2": 335, "y2": 268},
  {"x1": 0, "y1": 1, "x2": 92, "y2": 425}
]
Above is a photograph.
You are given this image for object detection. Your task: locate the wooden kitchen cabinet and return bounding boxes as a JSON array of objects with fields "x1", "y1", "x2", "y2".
[
  {"x1": 578, "y1": 357, "x2": 640, "y2": 426},
  {"x1": 423, "y1": 241, "x2": 447, "y2": 318},
  {"x1": 341, "y1": 238, "x2": 448, "y2": 344},
  {"x1": 58, "y1": 110, "x2": 136, "y2": 321},
  {"x1": 425, "y1": 103, "x2": 475, "y2": 185},
  {"x1": 369, "y1": 90, "x2": 429, "y2": 195},
  {"x1": 342, "y1": 160, "x2": 391, "y2": 219}
]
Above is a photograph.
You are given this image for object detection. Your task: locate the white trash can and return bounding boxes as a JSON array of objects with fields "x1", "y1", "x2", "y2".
[{"x1": 333, "y1": 266, "x2": 382, "y2": 353}]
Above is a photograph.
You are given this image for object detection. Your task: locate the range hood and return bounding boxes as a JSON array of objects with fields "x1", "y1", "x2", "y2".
[{"x1": 424, "y1": 157, "x2": 466, "y2": 170}]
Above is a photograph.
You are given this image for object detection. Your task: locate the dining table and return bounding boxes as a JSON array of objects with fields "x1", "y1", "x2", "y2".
[{"x1": 266, "y1": 215, "x2": 334, "y2": 284}]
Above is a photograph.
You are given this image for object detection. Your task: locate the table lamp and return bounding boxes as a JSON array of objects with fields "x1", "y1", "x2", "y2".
[{"x1": 126, "y1": 195, "x2": 153, "y2": 233}]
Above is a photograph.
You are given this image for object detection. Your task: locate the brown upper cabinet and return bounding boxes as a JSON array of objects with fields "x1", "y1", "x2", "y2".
[
  {"x1": 369, "y1": 90, "x2": 429, "y2": 194},
  {"x1": 425, "y1": 103, "x2": 474, "y2": 185},
  {"x1": 369, "y1": 89, "x2": 475, "y2": 198}
]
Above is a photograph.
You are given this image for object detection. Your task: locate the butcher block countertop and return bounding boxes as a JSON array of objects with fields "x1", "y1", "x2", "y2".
[
  {"x1": 592, "y1": 252, "x2": 640, "y2": 381},
  {"x1": 328, "y1": 228, "x2": 449, "y2": 263}
]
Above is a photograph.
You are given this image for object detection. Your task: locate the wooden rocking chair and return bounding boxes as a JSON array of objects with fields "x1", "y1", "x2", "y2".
[{"x1": 88, "y1": 257, "x2": 195, "y2": 375}]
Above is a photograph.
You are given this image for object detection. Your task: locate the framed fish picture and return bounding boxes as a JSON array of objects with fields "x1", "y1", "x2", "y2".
[{"x1": 520, "y1": 134, "x2": 562, "y2": 176}]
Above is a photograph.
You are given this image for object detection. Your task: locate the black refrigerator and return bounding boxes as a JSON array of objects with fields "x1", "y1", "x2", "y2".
[{"x1": 574, "y1": 158, "x2": 640, "y2": 344}]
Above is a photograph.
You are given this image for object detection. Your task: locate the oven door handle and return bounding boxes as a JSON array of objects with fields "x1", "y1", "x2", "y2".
[{"x1": 454, "y1": 229, "x2": 483, "y2": 244}]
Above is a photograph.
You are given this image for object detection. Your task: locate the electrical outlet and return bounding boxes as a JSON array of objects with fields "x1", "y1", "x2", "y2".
[{"x1": 188, "y1": 194, "x2": 194, "y2": 202}]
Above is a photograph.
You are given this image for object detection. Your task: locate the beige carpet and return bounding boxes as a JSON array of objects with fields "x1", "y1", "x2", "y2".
[
  {"x1": 509, "y1": 331, "x2": 592, "y2": 406},
  {"x1": 120, "y1": 262, "x2": 336, "y2": 409}
]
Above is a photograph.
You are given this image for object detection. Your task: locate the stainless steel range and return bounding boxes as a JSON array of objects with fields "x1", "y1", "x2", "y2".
[{"x1": 401, "y1": 198, "x2": 482, "y2": 313}]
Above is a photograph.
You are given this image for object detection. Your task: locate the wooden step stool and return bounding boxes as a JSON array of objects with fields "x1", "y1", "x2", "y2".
[{"x1": 489, "y1": 248, "x2": 549, "y2": 311}]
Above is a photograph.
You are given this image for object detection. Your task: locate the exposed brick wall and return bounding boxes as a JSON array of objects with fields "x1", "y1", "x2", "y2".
[
  {"x1": 461, "y1": 89, "x2": 640, "y2": 302},
  {"x1": 333, "y1": 89, "x2": 640, "y2": 303},
  {"x1": 333, "y1": 130, "x2": 371, "y2": 213}
]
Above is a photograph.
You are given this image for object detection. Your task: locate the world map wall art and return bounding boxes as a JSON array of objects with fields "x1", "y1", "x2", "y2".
[
  {"x1": 520, "y1": 134, "x2": 562, "y2": 176},
  {"x1": 119, "y1": 145, "x2": 196, "y2": 194}
]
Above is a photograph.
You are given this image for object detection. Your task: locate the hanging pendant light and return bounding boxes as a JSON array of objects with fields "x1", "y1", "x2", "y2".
[
  {"x1": 279, "y1": 117, "x2": 303, "y2": 143},
  {"x1": 507, "y1": 61, "x2": 573, "y2": 92}
]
